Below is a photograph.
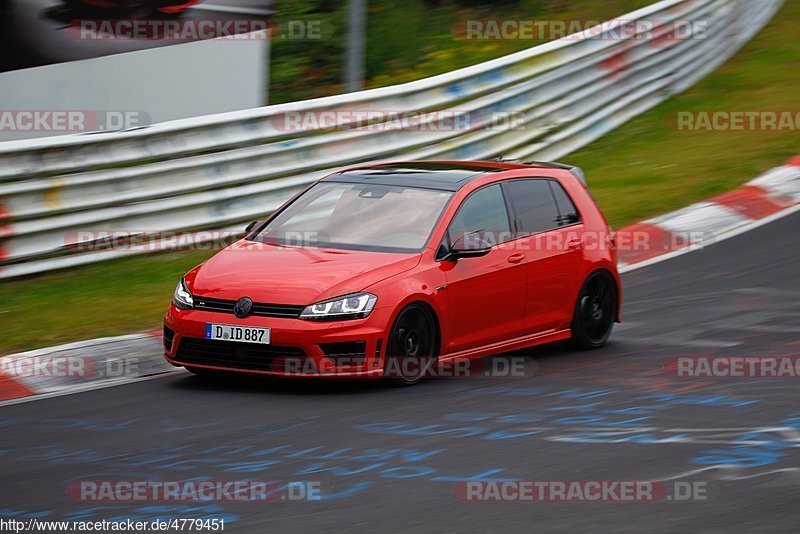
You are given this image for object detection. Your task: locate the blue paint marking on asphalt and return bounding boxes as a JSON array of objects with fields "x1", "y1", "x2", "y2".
[
  {"x1": 692, "y1": 447, "x2": 787, "y2": 468},
  {"x1": 442, "y1": 413, "x2": 544, "y2": 424},
  {"x1": 5, "y1": 441, "x2": 519, "y2": 513},
  {"x1": 0, "y1": 509, "x2": 52, "y2": 519},
  {"x1": 638, "y1": 393, "x2": 759, "y2": 408},
  {"x1": 355, "y1": 387, "x2": 766, "y2": 446},
  {"x1": 2, "y1": 386, "x2": 782, "y2": 528},
  {"x1": 484, "y1": 429, "x2": 543, "y2": 440},
  {"x1": 553, "y1": 416, "x2": 652, "y2": 427},
  {"x1": 556, "y1": 432, "x2": 690, "y2": 444},
  {"x1": 782, "y1": 414, "x2": 800, "y2": 427},
  {"x1": 691, "y1": 425, "x2": 797, "y2": 468}
]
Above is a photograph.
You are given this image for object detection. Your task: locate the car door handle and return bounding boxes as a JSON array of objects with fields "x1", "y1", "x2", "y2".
[
  {"x1": 507, "y1": 253, "x2": 526, "y2": 264},
  {"x1": 567, "y1": 239, "x2": 584, "y2": 250}
]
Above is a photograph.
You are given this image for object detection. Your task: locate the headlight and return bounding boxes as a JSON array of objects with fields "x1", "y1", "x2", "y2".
[
  {"x1": 173, "y1": 278, "x2": 194, "y2": 310},
  {"x1": 299, "y1": 293, "x2": 377, "y2": 321}
]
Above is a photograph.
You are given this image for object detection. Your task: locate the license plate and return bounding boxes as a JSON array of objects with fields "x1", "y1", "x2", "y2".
[{"x1": 205, "y1": 324, "x2": 270, "y2": 344}]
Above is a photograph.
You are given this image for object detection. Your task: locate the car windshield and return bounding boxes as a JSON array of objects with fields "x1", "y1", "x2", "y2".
[{"x1": 250, "y1": 181, "x2": 453, "y2": 252}]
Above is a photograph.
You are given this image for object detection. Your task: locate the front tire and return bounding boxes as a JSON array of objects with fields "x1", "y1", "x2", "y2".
[
  {"x1": 568, "y1": 270, "x2": 617, "y2": 350},
  {"x1": 384, "y1": 303, "x2": 438, "y2": 386}
]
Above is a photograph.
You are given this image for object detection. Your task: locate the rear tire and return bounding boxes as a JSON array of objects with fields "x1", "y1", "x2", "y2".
[
  {"x1": 568, "y1": 270, "x2": 617, "y2": 350},
  {"x1": 384, "y1": 303, "x2": 438, "y2": 386}
]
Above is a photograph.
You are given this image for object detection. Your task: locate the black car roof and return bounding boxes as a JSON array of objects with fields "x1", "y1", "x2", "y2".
[{"x1": 323, "y1": 162, "x2": 504, "y2": 192}]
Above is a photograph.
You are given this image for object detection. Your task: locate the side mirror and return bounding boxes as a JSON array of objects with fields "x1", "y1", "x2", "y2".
[
  {"x1": 444, "y1": 234, "x2": 492, "y2": 261},
  {"x1": 245, "y1": 221, "x2": 258, "y2": 233}
]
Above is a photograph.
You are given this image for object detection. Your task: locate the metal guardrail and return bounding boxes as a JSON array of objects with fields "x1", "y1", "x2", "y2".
[{"x1": 0, "y1": 0, "x2": 783, "y2": 278}]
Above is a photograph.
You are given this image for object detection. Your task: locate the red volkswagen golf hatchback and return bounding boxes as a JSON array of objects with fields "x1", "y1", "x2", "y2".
[{"x1": 163, "y1": 161, "x2": 621, "y2": 385}]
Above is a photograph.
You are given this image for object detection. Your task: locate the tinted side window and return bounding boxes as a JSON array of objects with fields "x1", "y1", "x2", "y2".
[
  {"x1": 549, "y1": 181, "x2": 581, "y2": 226},
  {"x1": 448, "y1": 184, "x2": 512, "y2": 246},
  {"x1": 505, "y1": 179, "x2": 560, "y2": 235}
]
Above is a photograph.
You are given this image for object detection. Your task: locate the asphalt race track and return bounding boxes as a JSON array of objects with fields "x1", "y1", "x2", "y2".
[{"x1": 2, "y1": 211, "x2": 799, "y2": 533}]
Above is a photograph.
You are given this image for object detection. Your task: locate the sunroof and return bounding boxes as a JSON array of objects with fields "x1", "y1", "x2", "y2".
[{"x1": 327, "y1": 162, "x2": 503, "y2": 191}]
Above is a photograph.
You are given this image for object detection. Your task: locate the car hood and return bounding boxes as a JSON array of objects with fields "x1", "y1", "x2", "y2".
[{"x1": 185, "y1": 240, "x2": 421, "y2": 305}]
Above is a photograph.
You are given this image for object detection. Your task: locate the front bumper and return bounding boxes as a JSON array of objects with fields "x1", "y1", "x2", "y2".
[{"x1": 163, "y1": 304, "x2": 392, "y2": 378}]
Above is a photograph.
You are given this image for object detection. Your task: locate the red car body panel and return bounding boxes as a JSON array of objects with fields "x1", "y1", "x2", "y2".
[
  {"x1": 440, "y1": 239, "x2": 527, "y2": 353},
  {"x1": 164, "y1": 161, "x2": 622, "y2": 378},
  {"x1": 186, "y1": 241, "x2": 422, "y2": 305},
  {"x1": 156, "y1": 0, "x2": 199, "y2": 14},
  {"x1": 72, "y1": 0, "x2": 200, "y2": 13}
]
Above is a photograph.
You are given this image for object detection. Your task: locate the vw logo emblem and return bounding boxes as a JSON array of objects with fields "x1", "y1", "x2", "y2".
[{"x1": 233, "y1": 297, "x2": 253, "y2": 318}]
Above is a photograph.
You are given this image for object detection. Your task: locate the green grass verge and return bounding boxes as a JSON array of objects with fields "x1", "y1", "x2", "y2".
[
  {"x1": 271, "y1": 0, "x2": 651, "y2": 103},
  {"x1": 0, "y1": 252, "x2": 212, "y2": 353},
  {"x1": 0, "y1": 1, "x2": 797, "y2": 354},
  {"x1": 567, "y1": 0, "x2": 800, "y2": 227}
]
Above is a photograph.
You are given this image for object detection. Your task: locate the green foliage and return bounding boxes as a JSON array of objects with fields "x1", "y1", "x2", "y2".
[
  {"x1": 269, "y1": 0, "x2": 650, "y2": 103},
  {"x1": 567, "y1": 0, "x2": 800, "y2": 227}
]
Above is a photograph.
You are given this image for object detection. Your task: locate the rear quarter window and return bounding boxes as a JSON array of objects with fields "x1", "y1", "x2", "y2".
[
  {"x1": 503, "y1": 179, "x2": 560, "y2": 235},
  {"x1": 548, "y1": 181, "x2": 581, "y2": 226}
]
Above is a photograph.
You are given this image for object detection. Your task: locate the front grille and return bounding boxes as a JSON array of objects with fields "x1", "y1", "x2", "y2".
[
  {"x1": 163, "y1": 326, "x2": 175, "y2": 351},
  {"x1": 193, "y1": 297, "x2": 305, "y2": 318},
  {"x1": 176, "y1": 337, "x2": 312, "y2": 373},
  {"x1": 319, "y1": 341, "x2": 367, "y2": 367}
]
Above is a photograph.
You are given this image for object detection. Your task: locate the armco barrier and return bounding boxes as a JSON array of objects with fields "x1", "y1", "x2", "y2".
[{"x1": 0, "y1": 0, "x2": 783, "y2": 279}]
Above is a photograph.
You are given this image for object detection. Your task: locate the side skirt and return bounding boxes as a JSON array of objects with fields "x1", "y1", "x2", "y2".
[{"x1": 439, "y1": 329, "x2": 571, "y2": 362}]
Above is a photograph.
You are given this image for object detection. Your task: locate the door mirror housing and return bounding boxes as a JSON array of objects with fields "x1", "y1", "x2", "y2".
[
  {"x1": 245, "y1": 221, "x2": 258, "y2": 233},
  {"x1": 442, "y1": 234, "x2": 492, "y2": 261}
]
